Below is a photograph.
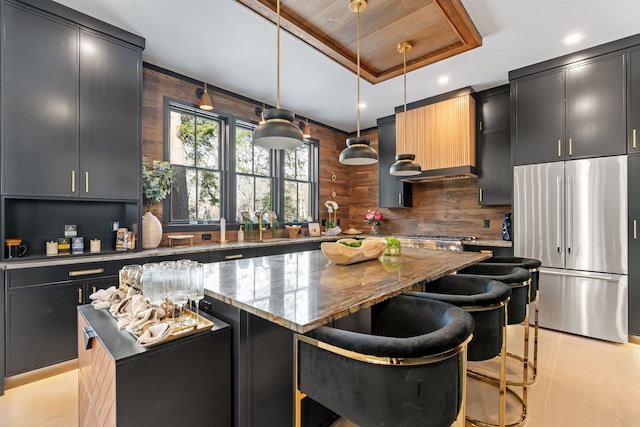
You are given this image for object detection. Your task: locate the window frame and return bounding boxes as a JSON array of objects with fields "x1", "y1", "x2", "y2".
[{"x1": 161, "y1": 97, "x2": 319, "y2": 231}]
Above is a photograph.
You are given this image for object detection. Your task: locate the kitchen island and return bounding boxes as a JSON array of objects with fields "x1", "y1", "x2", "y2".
[{"x1": 199, "y1": 247, "x2": 489, "y2": 427}]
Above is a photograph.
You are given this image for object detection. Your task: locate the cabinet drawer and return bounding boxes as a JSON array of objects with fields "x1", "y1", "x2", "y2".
[
  {"x1": 211, "y1": 248, "x2": 257, "y2": 262},
  {"x1": 7, "y1": 260, "x2": 127, "y2": 289}
]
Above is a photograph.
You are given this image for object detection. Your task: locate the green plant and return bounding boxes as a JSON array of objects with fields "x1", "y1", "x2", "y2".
[{"x1": 142, "y1": 157, "x2": 173, "y2": 209}]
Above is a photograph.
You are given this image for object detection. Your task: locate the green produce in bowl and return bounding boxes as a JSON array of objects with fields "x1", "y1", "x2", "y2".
[
  {"x1": 384, "y1": 237, "x2": 401, "y2": 249},
  {"x1": 338, "y1": 240, "x2": 363, "y2": 248}
]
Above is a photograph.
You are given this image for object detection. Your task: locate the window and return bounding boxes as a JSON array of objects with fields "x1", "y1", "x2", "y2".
[
  {"x1": 164, "y1": 99, "x2": 318, "y2": 227},
  {"x1": 167, "y1": 105, "x2": 222, "y2": 222},
  {"x1": 284, "y1": 144, "x2": 313, "y2": 222},
  {"x1": 235, "y1": 121, "x2": 273, "y2": 222}
]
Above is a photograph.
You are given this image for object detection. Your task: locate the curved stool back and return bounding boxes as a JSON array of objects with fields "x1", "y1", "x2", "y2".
[
  {"x1": 408, "y1": 276, "x2": 511, "y2": 361},
  {"x1": 407, "y1": 276, "x2": 511, "y2": 427},
  {"x1": 455, "y1": 265, "x2": 531, "y2": 427},
  {"x1": 457, "y1": 264, "x2": 530, "y2": 325},
  {"x1": 481, "y1": 257, "x2": 541, "y2": 302},
  {"x1": 479, "y1": 257, "x2": 542, "y2": 386},
  {"x1": 296, "y1": 295, "x2": 474, "y2": 427}
]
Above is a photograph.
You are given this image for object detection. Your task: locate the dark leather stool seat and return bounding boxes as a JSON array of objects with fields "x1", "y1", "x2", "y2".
[
  {"x1": 406, "y1": 276, "x2": 511, "y2": 427},
  {"x1": 295, "y1": 295, "x2": 474, "y2": 427}
]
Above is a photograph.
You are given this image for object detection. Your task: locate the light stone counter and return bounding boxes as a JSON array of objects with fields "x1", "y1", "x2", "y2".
[
  {"x1": 202, "y1": 247, "x2": 490, "y2": 333},
  {"x1": 0, "y1": 236, "x2": 339, "y2": 270}
]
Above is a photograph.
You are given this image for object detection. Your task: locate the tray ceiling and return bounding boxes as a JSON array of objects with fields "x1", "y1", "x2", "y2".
[{"x1": 236, "y1": 0, "x2": 482, "y2": 84}]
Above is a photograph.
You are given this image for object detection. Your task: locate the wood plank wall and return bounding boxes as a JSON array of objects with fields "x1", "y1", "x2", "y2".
[{"x1": 142, "y1": 66, "x2": 510, "y2": 243}]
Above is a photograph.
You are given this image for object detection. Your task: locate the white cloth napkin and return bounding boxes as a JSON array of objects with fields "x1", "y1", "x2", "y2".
[
  {"x1": 125, "y1": 306, "x2": 164, "y2": 335},
  {"x1": 137, "y1": 322, "x2": 172, "y2": 346}
]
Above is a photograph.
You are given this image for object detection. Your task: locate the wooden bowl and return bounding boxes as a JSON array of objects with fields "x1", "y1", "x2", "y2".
[{"x1": 320, "y1": 237, "x2": 388, "y2": 265}]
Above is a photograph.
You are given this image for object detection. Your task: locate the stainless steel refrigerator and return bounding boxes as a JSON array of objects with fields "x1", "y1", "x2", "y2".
[{"x1": 513, "y1": 155, "x2": 628, "y2": 343}]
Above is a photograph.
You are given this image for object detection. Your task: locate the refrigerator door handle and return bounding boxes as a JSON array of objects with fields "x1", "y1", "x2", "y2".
[
  {"x1": 540, "y1": 268, "x2": 621, "y2": 282},
  {"x1": 567, "y1": 175, "x2": 573, "y2": 254},
  {"x1": 556, "y1": 176, "x2": 563, "y2": 253}
]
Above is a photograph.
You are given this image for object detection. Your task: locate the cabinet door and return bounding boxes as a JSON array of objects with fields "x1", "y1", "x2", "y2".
[
  {"x1": 477, "y1": 88, "x2": 512, "y2": 205},
  {"x1": 629, "y1": 155, "x2": 640, "y2": 335},
  {"x1": 513, "y1": 70, "x2": 565, "y2": 165},
  {"x1": 80, "y1": 30, "x2": 142, "y2": 200},
  {"x1": 378, "y1": 116, "x2": 411, "y2": 208},
  {"x1": 566, "y1": 53, "x2": 626, "y2": 158},
  {"x1": 629, "y1": 48, "x2": 640, "y2": 153},
  {"x1": 2, "y1": 4, "x2": 79, "y2": 197},
  {"x1": 6, "y1": 282, "x2": 83, "y2": 375},
  {"x1": 478, "y1": 132, "x2": 512, "y2": 205}
]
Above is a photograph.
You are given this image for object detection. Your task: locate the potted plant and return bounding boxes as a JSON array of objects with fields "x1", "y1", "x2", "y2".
[{"x1": 142, "y1": 157, "x2": 173, "y2": 249}]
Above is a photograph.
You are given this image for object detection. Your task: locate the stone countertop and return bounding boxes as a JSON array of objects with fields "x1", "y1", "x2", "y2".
[
  {"x1": 0, "y1": 236, "x2": 340, "y2": 270},
  {"x1": 202, "y1": 247, "x2": 490, "y2": 333}
]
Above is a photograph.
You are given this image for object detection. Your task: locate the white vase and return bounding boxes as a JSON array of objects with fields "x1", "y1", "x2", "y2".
[{"x1": 142, "y1": 211, "x2": 163, "y2": 249}]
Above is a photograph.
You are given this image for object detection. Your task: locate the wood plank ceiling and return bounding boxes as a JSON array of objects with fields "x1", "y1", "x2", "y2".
[{"x1": 235, "y1": 0, "x2": 482, "y2": 84}]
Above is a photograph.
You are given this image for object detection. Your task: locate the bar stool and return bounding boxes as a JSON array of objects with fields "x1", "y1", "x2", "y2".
[
  {"x1": 295, "y1": 295, "x2": 474, "y2": 427},
  {"x1": 406, "y1": 276, "x2": 511, "y2": 427},
  {"x1": 456, "y1": 264, "x2": 530, "y2": 427},
  {"x1": 481, "y1": 257, "x2": 542, "y2": 385}
]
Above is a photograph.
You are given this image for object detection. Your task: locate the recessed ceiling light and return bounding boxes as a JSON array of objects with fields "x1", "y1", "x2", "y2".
[
  {"x1": 438, "y1": 76, "x2": 449, "y2": 85},
  {"x1": 564, "y1": 32, "x2": 584, "y2": 45}
]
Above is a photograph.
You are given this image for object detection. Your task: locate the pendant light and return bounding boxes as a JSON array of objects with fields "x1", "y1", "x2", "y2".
[
  {"x1": 196, "y1": 83, "x2": 214, "y2": 111},
  {"x1": 390, "y1": 41, "x2": 422, "y2": 176},
  {"x1": 253, "y1": 0, "x2": 303, "y2": 150},
  {"x1": 339, "y1": 0, "x2": 378, "y2": 166}
]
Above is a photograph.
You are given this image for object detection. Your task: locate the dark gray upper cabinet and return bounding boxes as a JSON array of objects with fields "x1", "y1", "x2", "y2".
[
  {"x1": 1, "y1": 0, "x2": 143, "y2": 200},
  {"x1": 629, "y1": 48, "x2": 640, "y2": 153},
  {"x1": 513, "y1": 52, "x2": 626, "y2": 164},
  {"x1": 2, "y1": 3, "x2": 79, "y2": 197},
  {"x1": 628, "y1": 154, "x2": 640, "y2": 336},
  {"x1": 565, "y1": 53, "x2": 625, "y2": 158},
  {"x1": 377, "y1": 115, "x2": 412, "y2": 208},
  {"x1": 513, "y1": 69, "x2": 565, "y2": 165},
  {"x1": 476, "y1": 86, "x2": 512, "y2": 205},
  {"x1": 80, "y1": 30, "x2": 141, "y2": 200}
]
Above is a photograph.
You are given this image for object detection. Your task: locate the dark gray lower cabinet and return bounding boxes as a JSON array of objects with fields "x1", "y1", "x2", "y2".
[
  {"x1": 0, "y1": 273, "x2": 4, "y2": 396},
  {"x1": 5, "y1": 262, "x2": 122, "y2": 376},
  {"x1": 629, "y1": 155, "x2": 640, "y2": 336},
  {"x1": 201, "y1": 297, "x2": 338, "y2": 427}
]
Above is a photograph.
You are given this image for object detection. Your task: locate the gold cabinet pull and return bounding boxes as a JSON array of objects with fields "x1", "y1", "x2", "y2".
[
  {"x1": 634, "y1": 129, "x2": 637, "y2": 149},
  {"x1": 569, "y1": 138, "x2": 573, "y2": 156},
  {"x1": 479, "y1": 120, "x2": 483, "y2": 131},
  {"x1": 224, "y1": 254, "x2": 243, "y2": 260},
  {"x1": 634, "y1": 220, "x2": 637, "y2": 240},
  {"x1": 92, "y1": 286, "x2": 97, "y2": 294},
  {"x1": 557, "y1": 140, "x2": 561, "y2": 157},
  {"x1": 479, "y1": 187, "x2": 483, "y2": 202},
  {"x1": 85, "y1": 172, "x2": 89, "y2": 193},
  {"x1": 71, "y1": 170, "x2": 76, "y2": 193},
  {"x1": 69, "y1": 268, "x2": 104, "y2": 277},
  {"x1": 77, "y1": 288, "x2": 83, "y2": 304}
]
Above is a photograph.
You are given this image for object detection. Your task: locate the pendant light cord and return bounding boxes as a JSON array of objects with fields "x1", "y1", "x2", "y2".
[
  {"x1": 356, "y1": 4, "x2": 361, "y2": 137},
  {"x1": 276, "y1": 0, "x2": 281, "y2": 109},
  {"x1": 403, "y1": 47, "x2": 407, "y2": 147}
]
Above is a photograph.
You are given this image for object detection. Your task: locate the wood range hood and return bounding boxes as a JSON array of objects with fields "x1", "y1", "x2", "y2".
[{"x1": 395, "y1": 87, "x2": 476, "y2": 183}]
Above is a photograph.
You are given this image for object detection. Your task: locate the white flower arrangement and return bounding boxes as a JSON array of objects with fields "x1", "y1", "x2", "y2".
[{"x1": 324, "y1": 200, "x2": 339, "y2": 229}]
